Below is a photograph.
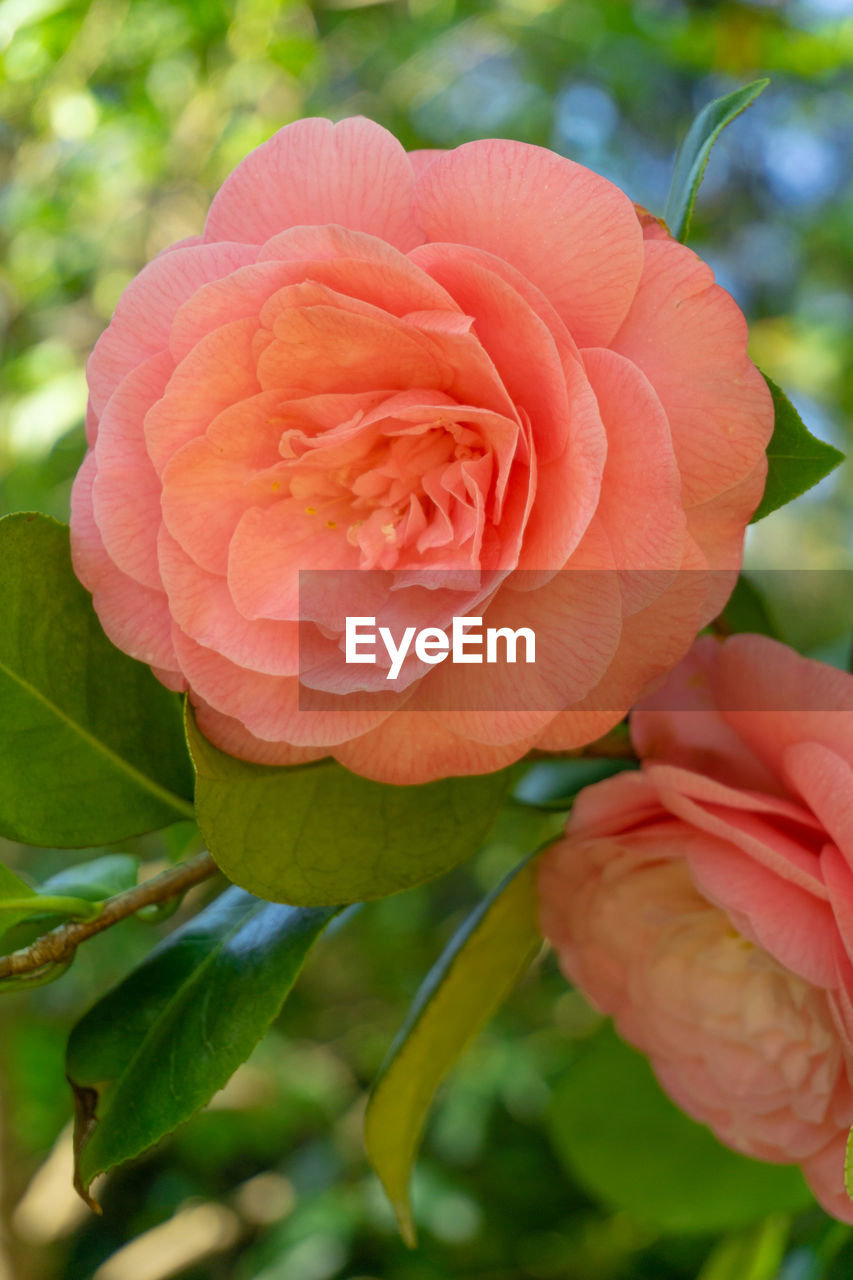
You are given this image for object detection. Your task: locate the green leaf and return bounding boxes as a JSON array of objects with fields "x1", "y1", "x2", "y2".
[
  {"x1": 719, "y1": 574, "x2": 779, "y2": 639},
  {"x1": 664, "y1": 78, "x2": 768, "y2": 241},
  {"x1": 549, "y1": 1026, "x2": 814, "y2": 1234},
  {"x1": 0, "y1": 513, "x2": 194, "y2": 846},
  {"x1": 39, "y1": 854, "x2": 140, "y2": 902},
  {"x1": 751, "y1": 377, "x2": 845, "y2": 522},
  {"x1": 365, "y1": 856, "x2": 542, "y2": 1245},
  {"x1": 187, "y1": 708, "x2": 511, "y2": 907},
  {"x1": 697, "y1": 1216, "x2": 790, "y2": 1280},
  {"x1": 0, "y1": 858, "x2": 39, "y2": 937},
  {"x1": 66, "y1": 885, "x2": 337, "y2": 1201}
]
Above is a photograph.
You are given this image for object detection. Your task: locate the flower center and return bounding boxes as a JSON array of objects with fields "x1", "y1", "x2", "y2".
[{"x1": 270, "y1": 410, "x2": 490, "y2": 570}]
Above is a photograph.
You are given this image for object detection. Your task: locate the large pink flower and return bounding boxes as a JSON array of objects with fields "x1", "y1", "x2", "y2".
[
  {"x1": 538, "y1": 634, "x2": 853, "y2": 1220},
  {"x1": 70, "y1": 117, "x2": 772, "y2": 783}
]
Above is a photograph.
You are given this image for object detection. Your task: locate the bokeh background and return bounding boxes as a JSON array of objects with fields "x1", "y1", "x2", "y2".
[{"x1": 1, "y1": 0, "x2": 852, "y2": 1277}]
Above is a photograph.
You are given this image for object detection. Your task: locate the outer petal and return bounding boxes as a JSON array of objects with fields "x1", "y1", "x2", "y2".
[
  {"x1": 632, "y1": 635, "x2": 788, "y2": 797},
  {"x1": 87, "y1": 242, "x2": 256, "y2": 418},
  {"x1": 610, "y1": 238, "x2": 773, "y2": 507},
  {"x1": 582, "y1": 347, "x2": 685, "y2": 609},
  {"x1": 171, "y1": 627, "x2": 389, "y2": 747},
  {"x1": 331, "y1": 710, "x2": 540, "y2": 784},
  {"x1": 92, "y1": 351, "x2": 174, "y2": 590},
  {"x1": 157, "y1": 528, "x2": 300, "y2": 677},
  {"x1": 192, "y1": 698, "x2": 326, "y2": 766},
  {"x1": 414, "y1": 139, "x2": 643, "y2": 347},
  {"x1": 204, "y1": 117, "x2": 424, "y2": 251},
  {"x1": 70, "y1": 452, "x2": 181, "y2": 676},
  {"x1": 712, "y1": 636, "x2": 853, "y2": 775}
]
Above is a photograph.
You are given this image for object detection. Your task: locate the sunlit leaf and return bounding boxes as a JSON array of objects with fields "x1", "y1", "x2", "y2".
[
  {"x1": 664, "y1": 78, "x2": 768, "y2": 241},
  {"x1": 751, "y1": 377, "x2": 845, "y2": 522},
  {"x1": 0, "y1": 513, "x2": 194, "y2": 846},
  {"x1": 66, "y1": 886, "x2": 337, "y2": 1202},
  {"x1": 365, "y1": 856, "x2": 542, "y2": 1245},
  {"x1": 188, "y1": 708, "x2": 511, "y2": 907}
]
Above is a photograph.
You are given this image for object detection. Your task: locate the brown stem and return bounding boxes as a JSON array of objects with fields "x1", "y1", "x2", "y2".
[
  {"x1": 0, "y1": 852, "x2": 218, "y2": 983},
  {"x1": 526, "y1": 729, "x2": 638, "y2": 762}
]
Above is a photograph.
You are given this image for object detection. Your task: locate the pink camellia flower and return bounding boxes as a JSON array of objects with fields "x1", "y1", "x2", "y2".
[
  {"x1": 538, "y1": 633, "x2": 853, "y2": 1221},
  {"x1": 70, "y1": 116, "x2": 772, "y2": 783}
]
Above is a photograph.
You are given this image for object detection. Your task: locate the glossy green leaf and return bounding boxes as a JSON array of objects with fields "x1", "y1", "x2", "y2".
[
  {"x1": 188, "y1": 709, "x2": 511, "y2": 907},
  {"x1": 664, "y1": 79, "x2": 768, "y2": 241},
  {"x1": 0, "y1": 513, "x2": 194, "y2": 846},
  {"x1": 751, "y1": 377, "x2": 845, "y2": 522},
  {"x1": 365, "y1": 856, "x2": 542, "y2": 1245},
  {"x1": 0, "y1": 858, "x2": 39, "y2": 938},
  {"x1": 719, "y1": 574, "x2": 779, "y2": 639},
  {"x1": 39, "y1": 854, "x2": 140, "y2": 902},
  {"x1": 550, "y1": 1026, "x2": 813, "y2": 1233},
  {"x1": 697, "y1": 1216, "x2": 790, "y2": 1280},
  {"x1": 66, "y1": 885, "x2": 337, "y2": 1201}
]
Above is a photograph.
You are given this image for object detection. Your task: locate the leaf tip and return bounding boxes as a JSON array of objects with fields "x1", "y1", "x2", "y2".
[
  {"x1": 393, "y1": 1201, "x2": 418, "y2": 1249},
  {"x1": 69, "y1": 1077, "x2": 102, "y2": 1212}
]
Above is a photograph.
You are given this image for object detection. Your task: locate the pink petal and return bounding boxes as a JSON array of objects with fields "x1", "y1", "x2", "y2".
[
  {"x1": 632, "y1": 634, "x2": 788, "y2": 797},
  {"x1": 802, "y1": 1133, "x2": 853, "y2": 1223},
  {"x1": 331, "y1": 710, "x2": 540, "y2": 783},
  {"x1": 144, "y1": 317, "x2": 262, "y2": 475},
  {"x1": 228, "y1": 501, "x2": 360, "y2": 622},
  {"x1": 171, "y1": 238, "x2": 461, "y2": 363},
  {"x1": 87, "y1": 242, "x2": 256, "y2": 418},
  {"x1": 582, "y1": 347, "x2": 686, "y2": 610},
  {"x1": 786, "y1": 743, "x2": 853, "y2": 869},
  {"x1": 713, "y1": 635, "x2": 853, "y2": 774},
  {"x1": 567, "y1": 770, "x2": 667, "y2": 839},
  {"x1": 414, "y1": 139, "x2": 643, "y2": 347},
  {"x1": 203, "y1": 117, "x2": 424, "y2": 251},
  {"x1": 685, "y1": 458, "x2": 767, "y2": 569},
  {"x1": 409, "y1": 241, "x2": 583, "y2": 369},
  {"x1": 408, "y1": 148, "x2": 446, "y2": 179},
  {"x1": 160, "y1": 390, "x2": 290, "y2": 576},
  {"x1": 193, "y1": 697, "x2": 326, "y2": 766},
  {"x1": 158, "y1": 527, "x2": 299, "y2": 677},
  {"x1": 171, "y1": 627, "x2": 389, "y2": 747},
  {"x1": 92, "y1": 351, "x2": 173, "y2": 590},
  {"x1": 648, "y1": 762, "x2": 829, "y2": 897},
  {"x1": 611, "y1": 238, "x2": 773, "y2": 506},
  {"x1": 683, "y1": 828, "x2": 837, "y2": 987},
  {"x1": 70, "y1": 452, "x2": 180, "y2": 674}
]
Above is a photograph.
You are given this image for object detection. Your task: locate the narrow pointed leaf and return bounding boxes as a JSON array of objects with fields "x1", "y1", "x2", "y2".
[
  {"x1": 188, "y1": 708, "x2": 511, "y2": 907},
  {"x1": 664, "y1": 79, "x2": 768, "y2": 241},
  {"x1": 365, "y1": 856, "x2": 542, "y2": 1245},
  {"x1": 751, "y1": 377, "x2": 845, "y2": 522},
  {"x1": 0, "y1": 513, "x2": 194, "y2": 846},
  {"x1": 697, "y1": 1216, "x2": 789, "y2": 1280},
  {"x1": 66, "y1": 885, "x2": 337, "y2": 1200}
]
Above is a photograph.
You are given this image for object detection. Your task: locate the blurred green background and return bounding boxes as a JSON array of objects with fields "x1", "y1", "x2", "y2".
[{"x1": 1, "y1": 0, "x2": 852, "y2": 1277}]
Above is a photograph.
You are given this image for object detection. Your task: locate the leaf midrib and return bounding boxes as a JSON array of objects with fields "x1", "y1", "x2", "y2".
[{"x1": 0, "y1": 654, "x2": 194, "y2": 821}]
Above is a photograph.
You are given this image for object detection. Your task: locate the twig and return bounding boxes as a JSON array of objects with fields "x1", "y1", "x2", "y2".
[{"x1": 0, "y1": 851, "x2": 218, "y2": 983}]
